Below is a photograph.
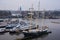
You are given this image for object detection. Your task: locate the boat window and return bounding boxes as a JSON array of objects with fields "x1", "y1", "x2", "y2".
[
  {"x1": 20, "y1": 21, "x2": 27, "y2": 26},
  {"x1": 6, "y1": 27, "x2": 13, "y2": 29},
  {"x1": 7, "y1": 24, "x2": 17, "y2": 27}
]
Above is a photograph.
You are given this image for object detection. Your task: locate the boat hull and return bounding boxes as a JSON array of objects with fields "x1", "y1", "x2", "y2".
[{"x1": 23, "y1": 30, "x2": 49, "y2": 37}]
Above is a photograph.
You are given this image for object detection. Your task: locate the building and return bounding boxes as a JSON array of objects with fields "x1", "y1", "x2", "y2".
[{"x1": 0, "y1": 10, "x2": 11, "y2": 18}]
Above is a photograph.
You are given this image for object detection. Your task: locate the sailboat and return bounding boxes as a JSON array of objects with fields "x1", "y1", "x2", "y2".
[
  {"x1": 22, "y1": 11, "x2": 50, "y2": 37},
  {"x1": 22, "y1": 1, "x2": 51, "y2": 37}
]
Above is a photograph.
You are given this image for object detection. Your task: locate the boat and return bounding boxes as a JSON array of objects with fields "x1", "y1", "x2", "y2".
[
  {"x1": 0, "y1": 19, "x2": 7, "y2": 33},
  {"x1": 6, "y1": 23, "x2": 21, "y2": 32},
  {"x1": 8, "y1": 20, "x2": 36, "y2": 34},
  {"x1": 19, "y1": 20, "x2": 36, "y2": 31},
  {"x1": 6, "y1": 24, "x2": 15, "y2": 32},
  {"x1": 0, "y1": 19, "x2": 7, "y2": 28},
  {"x1": 22, "y1": 4, "x2": 51, "y2": 37},
  {"x1": 0, "y1": 27, "x2": 6, "y2": 33},
  {"x1": 22, "y1": 25, "x2": 50, "y2": 37}
]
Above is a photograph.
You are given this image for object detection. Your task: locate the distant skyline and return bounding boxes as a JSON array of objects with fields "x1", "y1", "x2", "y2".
[{"x1": 0, "y1": 0, "x2": 60, "y2": 11}]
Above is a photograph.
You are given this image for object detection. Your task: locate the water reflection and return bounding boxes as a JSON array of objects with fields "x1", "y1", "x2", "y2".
[
  {"x1": 15, "y1": 33, "x2": 49, "y2": 40},
  {"x1": 0, "y1": 32, "x2": 51, "y2": 40},
  {"x1": 9, "y1": 32, "x2": 21, "y2": 36},
  {"x1": 0, "y1": 33, "x2": 5, "y2": 35}
]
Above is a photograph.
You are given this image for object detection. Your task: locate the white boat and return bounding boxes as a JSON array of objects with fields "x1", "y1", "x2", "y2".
[
  {"x1": 6, "y1": 23, "x2": 18, "y2": 32},
  {"x1": 19, "y1": 21, "x2": 36, "y2": 31},
  {"x1": 0, "y1": 28, "x2": 5, "y2": 33},
  {"x1": 0, "y1": 19, "x2": 6, "y2": 33}
]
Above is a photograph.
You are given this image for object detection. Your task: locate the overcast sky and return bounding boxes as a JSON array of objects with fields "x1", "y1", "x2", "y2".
[{"x1": 0, "y1": 0, "x2": 60, "y2": 10}]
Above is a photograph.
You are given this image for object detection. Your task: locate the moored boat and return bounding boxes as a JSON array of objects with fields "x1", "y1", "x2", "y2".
[
  {"x1": 22, "y1": 25, "x2": 51, "y2": 37},
  {"x1": 22, "y1": 5, "x2": 52, "y2": 37},
  {"x1": 0, "y1": 27, "x2": 6, "y2": 33}
]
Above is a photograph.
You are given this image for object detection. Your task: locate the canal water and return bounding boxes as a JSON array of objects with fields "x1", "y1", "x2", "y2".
[{"x1": 0, "y1": 19, "x2": 60, "y2": 40}]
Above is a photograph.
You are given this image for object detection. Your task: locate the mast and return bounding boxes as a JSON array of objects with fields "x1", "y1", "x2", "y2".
[
  {"x1": 29, "y1": 4, "x2": 34, "y2": 29},
  {"x1": 34, "y1": 0, "x2": 40, "y2": 31},
  {"x1": 36, "y1": 0, "x2": 40, "y2": 28},
  {"x1": 42, "y1": 9, "x2": 45, "y2": 26},
  {"x1": 42, "y1": 9, "x2": 48, "y2": 30}
]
